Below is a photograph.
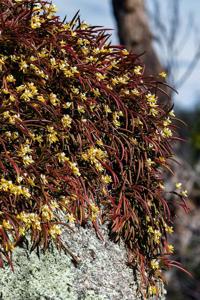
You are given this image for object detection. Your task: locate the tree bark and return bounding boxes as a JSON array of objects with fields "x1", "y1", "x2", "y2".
[{"x1": 112, "y1": 0, "x2": 163, "y2": 76}]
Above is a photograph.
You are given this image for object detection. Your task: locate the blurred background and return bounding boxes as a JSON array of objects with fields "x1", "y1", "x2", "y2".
[{"x1": 53, "y1": 1, "x2": 200, "y2": 299}]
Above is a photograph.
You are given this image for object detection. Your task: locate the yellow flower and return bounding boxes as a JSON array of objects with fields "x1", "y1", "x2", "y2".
[
  {"x1": 161, "y1": 127, "x2": 173, "y2": 138},
  {"x1": 112, "y1": 77, "x2": 119, "y2": 85},
  {"x1": 70, "y1": 31, "x2": 77, "y2": 37},
  {"x1": 57, "y1": 152, "x2": 68, "y2": 164},
  {"x1": 163, "y1": 117, "x2": 171, "y2": 127},
  {"x1": 40, "y1": 174, "x2": 48, "y2": 184},
  {"x1": 23, "y1": 155, "x2": 34, "y2": 166},
  {"x1": 82, "y1": 146, "x2": 107, "y2": 172},
  {"x1": 81, "y1": 47, "x2": 89, "y2": 55},
  {"x1": 134, "y1": 117, "x2": 143, "y2": 126},
  {"x1": 101, "y1": 175, "x2": 112, "y2": 184},
  {"x1": 6, "y1": 75, "x2": 16, "y2": 83},
  {"x1": 154, "y1": 230, "x2": 161, "y2": 244},
  {"x1": 16, "y1": 212, "x2": 41, "y2": 232},
  {"x1": 169, "y1": 110, "x2": 175, "y2": 117},
  {"x1": 2, "y1": 220, "x2": 13, "y2": 230},
  {"x1": 147, "y1": 226, "x2": 154, "y2": 234},
  {"x1": 22, "y1": 187, "x2": 31, "y2": 198},
  {"x1": 5, "y1": 242, "x2": 15, "y2": 252},
  {"x1": 16, "y1": 84, "x2": 26, "y2": 92},
  {"x1": 159, "y1": 156, "x2": 166, "y2": 163},
  {"x1": 165, "y1": 226, "x2": 174, "y2": 234},
  {"x1": 50, "y1": 200, "x2": 59, "y2": 210},
  {"x1": 96, "y1": 139, "x2": 103, "y2": 146},
  {"x1": 27, "y1": 177, "x2": 35, "y2": 187},
  {"x1": 41, "y1": 204, "x2": 54, "y2": 221},
  {"x1": 19, "y1": 60, "x2": 28, "y2": 71},
  {"x1": 112, "y1": 111, "x2": 123, "y2": 127},
  {"x1": 159, "y1": 71, "x2": 167, "y2": 78},
  {"x1": 181, "y1": 190, "x2": 188, "y2": 197},
  {"x1": 67, "y1": 214, "x2": 76, "y2": 223},
  {"x1": 37, "y1": 95, "x2": 46, "y2": 103},
  {"x1": 104, "y1": 105, "x2": 112, "y2": 114},
  {"x1": 90, "y1": 204, "x2": 100, "y2": 221},
  {"x1": 0, "y1": 55, "x2": 7, "y2": 70},
  {"x1": 9, "y1": 95, "x2": 16, "y2": 102},
  {"x1": 90, "y1": 204, "x2": 99, "y2": 213},
  {"x1": 12, "y1": 131, "x2": 19, "y2": 140},
  {"x1": 18, "y1": 142, "x2": 33, "y2": 157},
  {"x1": 49, "y1": 93, "x2": 60, "y2": 106},
  {"x1": 0, "y1": 178, "x2": 31, "y2": 198},
  {"x1": 80, "y1": 93, "x2": 87, "y2": 101},
  {"x1": 80, "y1": 22, "x2": 89, "y2": 30},
  {"x1": 146, "y1": 93, "x2": 157, "y2": 106},
  {"x1": 148, "y1": 285, "x2": 157, "y2": 295},
  {"x1": 69, "y1": 162, "x2": 81, "y2": 176},
  {"x1": 167, "y1": 244, "x2": 174, "y2": 253},
  {"x1": 132, "y1": 88, "x2": 140, "y2": 96},
  {"x1": 30, "y1": 56, "x2": 37, "y2": 62},
  {"x1": 45, "y1": 4, "x2": 57, "y2": 19},
  {"x1": 71, "y1": 87, "x2": 79, "y2": 95},
  {"x1": 49, "y1": 224, "x2": 62, "y2": 239},
  {"x1": 133, "y1": 65, "x2": 143, "y2": 75},
  {"x1": 47, "y1": 131, "x2": 58, "y2": 144},
  {"x1": 95, "y1": 72, "x2": 106, "y2": 81},
  {"x1": 175, "y1": 182, "x2": 182, "y2": 189},
  {"x1": 149, "y1": 108, "x2": 158, "y2": 116},
  {"x1": 63, "y1": 102, "x2": 72, "y2": 109},
  {"x1": 146, "y1": 158, "x2": 155, "y2": 168},
  {"x1": 16, "y1": 176, "x2": 23, "y2": 183},
  {"x1": 77, "y1": 105, "x2": 85, "y2": 113},
  {"x1": 93, "y1": 88, "x2": 100, "y2": 97},
  {"x1": 146, "y1": 216, "x2": 150, "y2": 222},
  {"x1": 150, "y1": 259, "x2": 159, "y2": 270},
  {"x1": 31, "y1": 15, "x2": 42, "y2": 29},
  {"x1": 19, "y1": 227, "x2": 26, "y2": 236},
  {"x1": 61, "y1": 115, "x2": 72, "y2": 128},
  {"x1": 121, "y1": 49, "x2": 129, "y2": 55}
]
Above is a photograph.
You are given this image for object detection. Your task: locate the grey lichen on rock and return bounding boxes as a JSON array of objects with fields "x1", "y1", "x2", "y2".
[{"x1": 0, "y1": 225, "x2": 166, "y2": 300}]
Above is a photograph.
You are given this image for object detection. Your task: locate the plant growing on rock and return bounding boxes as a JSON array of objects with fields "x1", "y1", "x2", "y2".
[{"x1": 0, "y1": 0, "x2": 189, "y2": 297}]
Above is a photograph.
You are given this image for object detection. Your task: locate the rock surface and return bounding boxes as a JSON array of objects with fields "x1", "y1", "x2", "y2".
[{"x1": 0, "y1": 225, "x2": 165, "y2": 300}]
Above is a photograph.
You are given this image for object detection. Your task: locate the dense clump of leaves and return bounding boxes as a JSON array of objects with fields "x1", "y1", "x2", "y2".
[{"x1": 0, "y1": 0, "x2": 189, "y2": 296}]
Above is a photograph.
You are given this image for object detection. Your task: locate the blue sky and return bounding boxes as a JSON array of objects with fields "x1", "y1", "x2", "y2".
[{"x1": 53, "y1": 0, "x2": 200, "y2": 110}]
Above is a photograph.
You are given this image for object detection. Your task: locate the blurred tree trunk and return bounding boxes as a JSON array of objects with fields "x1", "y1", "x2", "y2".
[
  {"x1": 112, "y1": 0, "x2": 162, "y2": 76},
  {"x1": 112, "y1": 0, "x2": 171, "y2": 107}
]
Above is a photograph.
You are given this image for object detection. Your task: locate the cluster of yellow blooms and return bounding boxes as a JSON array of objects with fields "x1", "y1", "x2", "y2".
[
  {"x1": 0, "y1": 178, "x2": 31, "y2": 198},
  {"x1": 18, "y1": 140, "x2": 34, "y2": 166},
  {"x1": 90, "y1": 203, "x2": 100, "y2": 221},
  {"x1": 46, "y1": 126, "x2": 59, "y2": 144},
  {"x1": 2, "y1": 110, "x2": 21, "y2": 125},
  {"x1": 101, "y1": 175, "x2": 112, "y2": 184},
  {"x1": 17, "y1": 212, "x2": 41, "y2": 231},
  {"x1": 146, "y1": 93, "x2": 159, "y2": 117},
  {"x1": 57, "y1": 152, "x2": 81, "y2": 176},
  {"x1": 148, "y1": 285, "x2": 158, "y2": 296},
  {"x1": 151, "y1": 259, "x2": 160, "y2": 270},
  {"x1": 49, "y1": 224, "x2": 62, "y2": 239},
  {"x1": 30, "y1": 3, "x2": 57, "y2": 29},
  {"x1": 112, "y1": 111, "x2": 124, "y2": 127},
  {"x1": 82, "y1": 146, "x2": 108, "y2": 172},
  {"x1": 133, "y1": 65, "x2": 143, "y2": 75},
  {"x1": 147, "y1": 226, "x2": 162, "y2": 244}
]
